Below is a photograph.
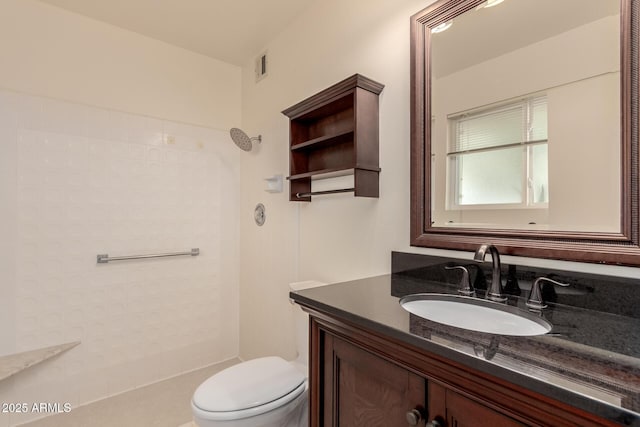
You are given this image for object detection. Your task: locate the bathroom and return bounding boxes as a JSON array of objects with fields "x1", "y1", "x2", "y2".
[{"x1": 1, "y1": 0, "x2": 638, "y2": 426}]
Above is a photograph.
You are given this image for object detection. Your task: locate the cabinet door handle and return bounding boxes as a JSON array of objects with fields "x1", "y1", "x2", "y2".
[
  {"x1": 406, "y1": 408, "x2": 423, "y2": 425},
  {"x1": 427, "y1": 420, "x2": 443, "y2": 427}
]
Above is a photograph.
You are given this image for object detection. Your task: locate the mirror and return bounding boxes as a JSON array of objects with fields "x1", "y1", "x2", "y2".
[
  {"x1": 410, "y1": 0, "x2": 640, "y2": 265},
  {"x1": 431, "y1": 0, "x2": 620, "y2": 232}
]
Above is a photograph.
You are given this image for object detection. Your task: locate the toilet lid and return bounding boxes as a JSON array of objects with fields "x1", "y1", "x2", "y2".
[{"x1": 192, "y1": 356, "x2": 306, "y2": 412}]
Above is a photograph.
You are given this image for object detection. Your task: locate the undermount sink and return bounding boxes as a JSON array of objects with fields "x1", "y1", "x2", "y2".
[{"x1": 399, "y1": 293, "x2": 551, "y2": 336}]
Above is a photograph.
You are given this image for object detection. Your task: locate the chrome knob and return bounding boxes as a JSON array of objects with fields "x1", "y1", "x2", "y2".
[
  {"x1": 406, "y1": 408, "x2": 422, "y2": 425},
  {"x1": 427, "y1": 420, "x2": 443, "y2": 427}
]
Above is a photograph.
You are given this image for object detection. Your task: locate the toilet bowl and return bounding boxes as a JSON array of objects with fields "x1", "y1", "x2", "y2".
[
  {"x1": 191, "y1": 356, "x2": 308, "y2": 427},
  {"x1": 191, "y1": 281, "x2": 324, "y2": 427}
]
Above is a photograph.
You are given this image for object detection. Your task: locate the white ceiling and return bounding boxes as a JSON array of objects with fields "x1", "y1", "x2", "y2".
[
  {"x1": 431, "y1": 0, "x2": 620, "y2": 78},
  {"x1": 37, "y1": 0, "x2": 620, "y2": 72},
  {"x1": 36, "y1": 0, "x2": 314, "y2": 65}
]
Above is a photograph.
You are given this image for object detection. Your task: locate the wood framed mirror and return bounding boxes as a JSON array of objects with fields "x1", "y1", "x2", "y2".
[{"x1": 410, "y1": 0, "x2": 640, "y2": 265}]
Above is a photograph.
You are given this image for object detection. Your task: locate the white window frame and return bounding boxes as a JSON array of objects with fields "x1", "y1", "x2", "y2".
[{"x1": 446, "y1": 95, "x2": 549, "y2": 211}]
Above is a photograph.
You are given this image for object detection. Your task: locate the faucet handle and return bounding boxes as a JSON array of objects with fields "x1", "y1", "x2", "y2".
[
  {"x1": 526, "y1": 277, "x2": 569, "y2": 311},
  {"x1": 445, "y1": 266, "x2": 476, "y2": 297}
]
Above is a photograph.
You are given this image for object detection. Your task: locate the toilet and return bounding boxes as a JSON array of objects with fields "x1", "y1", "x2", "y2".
[{"x1": 191, "y1": 281, "x2": 323, "y2": 427}]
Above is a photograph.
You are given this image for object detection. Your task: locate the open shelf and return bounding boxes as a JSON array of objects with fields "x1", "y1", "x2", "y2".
[
  {"x1": 288, "y1": 166, "x2": 381, "y2": 181},
  {"x1": 282, "y1": 74, "x2": 384, "y2": 202},
  {"x1": 291, "y1": 130, "x2": 355, "y2": 151}
]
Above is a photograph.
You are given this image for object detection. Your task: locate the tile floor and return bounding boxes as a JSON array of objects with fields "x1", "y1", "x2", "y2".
[{"x1": 17, "y1": 359, "x2": 238, "y2": 427}]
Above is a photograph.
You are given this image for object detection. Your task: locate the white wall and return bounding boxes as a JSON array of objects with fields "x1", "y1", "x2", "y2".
[
  {"x1": 0, "y1": 2, "x2": 241, "y2": 426},
  {"x1": 239, "y1": 0, "x2": 438, "y2": 360},
  {"x1": 0, "y1": 0, "x2": 241, "y2": 130},
  {"x1": 239, "y1": 0, "x2": 640, "y2": 361}
]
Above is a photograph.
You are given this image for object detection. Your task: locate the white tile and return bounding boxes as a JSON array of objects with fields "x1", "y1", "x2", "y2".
[
  {"x1": 108, "y1": 111, "x2": 130, "y2": 142},
  {"x1": 157, "y1": 350, "x2": 184, "y2": 380},
  {"x1": 126, "y1": 114, "x2": 163, "y2": 146},
  {"x1": 105, "y1": 362, "x2": 138, "y2": 395},
  {"x1": 0, "y1": 377, "x2": 14, "y2": 427},
  {"x1": 12, "y1": 93, "x2": 43, "y2": 130},
  {"x1": 84, "y1": 106, "x2": 113, "y2": 141},
  {"x1": 5, "y1": 91, "x2": 239, "y2": 412},
  {"x1": 71, "y1": 368, "x2": 109, "y2": 406},
  {"x1": 40, "y1": 98, "x2": 86, "y2": 136},
  {"x1": 0, "y1": 91, "x2": 20, "y2": 129}
]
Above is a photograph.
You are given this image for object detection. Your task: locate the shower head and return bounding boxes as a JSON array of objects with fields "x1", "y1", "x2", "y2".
[{"x1": 230, "y1": 128, "x2": 262, "y2": 152}]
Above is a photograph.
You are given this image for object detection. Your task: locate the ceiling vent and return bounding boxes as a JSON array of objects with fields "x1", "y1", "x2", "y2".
[{"x1": 255, "y1": 51, "x2": 268, "y2": 82}]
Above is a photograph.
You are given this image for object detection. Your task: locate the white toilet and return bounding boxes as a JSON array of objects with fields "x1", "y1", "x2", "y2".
[{"x1": 191, "y1": 281, "x2": 322, "y2": 427}]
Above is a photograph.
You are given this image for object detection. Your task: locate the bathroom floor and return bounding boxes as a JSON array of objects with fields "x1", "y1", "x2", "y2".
[{"x1": 17, "y1": 359, "x2": 239, "y2": 427}]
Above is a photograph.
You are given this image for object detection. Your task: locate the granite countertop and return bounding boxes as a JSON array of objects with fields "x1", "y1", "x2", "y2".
[{"x1": 291, "y1": 272, "x2": 640, "y2": 426}]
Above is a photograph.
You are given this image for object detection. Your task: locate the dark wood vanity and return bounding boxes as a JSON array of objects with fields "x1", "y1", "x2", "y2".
[
  {"x1": 311, "y1": 311, "x2": 612, "y2": 427},
  {"x1": 292, "y1": 253, "x2": 640, "y2": 427},
  {"x1": 289, "y1": 1, "x2": 640, "y2": 424}
]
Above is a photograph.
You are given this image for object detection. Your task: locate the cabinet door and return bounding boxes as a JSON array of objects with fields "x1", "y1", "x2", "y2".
[
  {"x1": 430, "y1": 382, "x2": 526, "y2": 427},
  {"x1": 323, "y1": 333, "x2": 426, "y2": 427}
]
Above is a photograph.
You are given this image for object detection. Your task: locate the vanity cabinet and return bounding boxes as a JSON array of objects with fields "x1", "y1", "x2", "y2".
[
  {"x1": 308, "y1": 312, "x2": 618, "y2": 427},
  {"x1": 282, "y1": 74, "x2": 384, "y2": 201},
  {"x1": 430, "y1": 383, "x2": 525, "y2": 427},
  {"x1": 322, "y1": 332, "x2": 426, "y2": 425}
]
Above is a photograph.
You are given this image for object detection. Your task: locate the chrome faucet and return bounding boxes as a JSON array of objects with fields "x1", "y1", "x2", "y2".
[{"x1": 473, "y1": 244, "x2": 507, "y2": 302}]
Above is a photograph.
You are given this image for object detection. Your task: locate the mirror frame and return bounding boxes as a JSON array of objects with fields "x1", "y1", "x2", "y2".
[{"x1": 410, "y1": 0, "x2": 640, "y2": 265}]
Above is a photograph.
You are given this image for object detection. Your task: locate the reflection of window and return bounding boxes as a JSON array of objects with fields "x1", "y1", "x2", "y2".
[{"x1": 447, "y1": 95, "x2": 548, "y2": 208}]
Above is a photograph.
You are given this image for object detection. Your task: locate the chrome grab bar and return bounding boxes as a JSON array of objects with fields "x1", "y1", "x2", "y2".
[{"x1": 97, "y1": 248, "x2": 199, "y2": 264}]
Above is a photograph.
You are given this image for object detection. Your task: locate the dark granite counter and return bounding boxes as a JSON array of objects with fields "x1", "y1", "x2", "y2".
[{"x1": 290, "y1": 253, "x2": 640, "y2": 426}]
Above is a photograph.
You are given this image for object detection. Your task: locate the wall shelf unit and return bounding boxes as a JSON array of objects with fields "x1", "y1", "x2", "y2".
[{"x1": 282, "y1": 74, "x2": 384, "y2": 201}]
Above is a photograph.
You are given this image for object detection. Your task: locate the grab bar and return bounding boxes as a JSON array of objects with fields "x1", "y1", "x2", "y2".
[
  {"x1": 295, "y1": 188, "x2": 355, "y2": 198},
  {"x1": 97, "y1": 248, "x2": 199, "y2": 264}
]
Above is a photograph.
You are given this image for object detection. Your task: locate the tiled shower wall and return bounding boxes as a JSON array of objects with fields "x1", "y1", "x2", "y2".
[{"x1": 0, "y1": 90, "x2": 240, "y2": 426}]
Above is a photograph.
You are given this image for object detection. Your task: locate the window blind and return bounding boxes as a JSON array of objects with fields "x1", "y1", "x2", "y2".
[{"x1": 449, "y1": 95, "x2": 547, "y2": 154}]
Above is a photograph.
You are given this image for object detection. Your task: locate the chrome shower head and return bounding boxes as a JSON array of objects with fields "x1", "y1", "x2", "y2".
[{"x1": 230, "y1": 128, "x2": 262, "y2": 152}]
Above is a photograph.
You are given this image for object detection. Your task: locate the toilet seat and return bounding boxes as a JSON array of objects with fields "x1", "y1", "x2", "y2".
[
  {"x1": 192, "y1": 356, "x2": 307, "y2": 421},
  {"x1": 192, "y1": 381, "x2": 307, "y2": 421}
]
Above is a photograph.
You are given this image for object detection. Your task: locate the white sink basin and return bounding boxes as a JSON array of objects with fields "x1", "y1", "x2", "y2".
[{"x1": 400, "y1": 294, "x2": 551, "y2": 336}]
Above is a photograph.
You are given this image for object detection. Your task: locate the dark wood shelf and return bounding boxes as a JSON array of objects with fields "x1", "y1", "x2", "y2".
[
  {"x1": 287, "y1": 166, "x2": 380, "y2": 181},
  {"x1": 291, "y1": 130, "x2": 354, "y2": 151},
  {"x1": 282, "y1": 74, "x2": 384, "y2": 202}
]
